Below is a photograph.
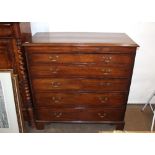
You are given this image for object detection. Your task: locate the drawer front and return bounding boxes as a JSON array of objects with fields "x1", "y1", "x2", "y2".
[
  {"x1": 34, "y1": 92, "x2": 127, "y2": 107},
  {"x1": 25, "y1": 46, "x2": 136, "y2": 54},
  {"x1": 32, "y1": 78, "x2": 129, "y2": 92},
  {"x1": 35, "y1": 108, "x2": 125, "y2": 121},
  {"x1": 0, "y1": 40, "x2": 12, "y2": 68},
  {"x1": 29, "y1": 65, "x2": 131, "y2": 78},
  {"x1": 0, "y1": 47, "x2": 10, "y2": 68},
  {"x1": 26, "y1": 46, "x2": 100, "y2": 53},
  {"x1": 28, "y1": 53, "x2": 133, "y2": 65},
  {"x1": 0, "y1": 24, "x2": 13, "y2": 37}
]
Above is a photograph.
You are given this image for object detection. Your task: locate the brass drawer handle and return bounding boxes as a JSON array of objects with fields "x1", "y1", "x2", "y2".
[
  {"x1": 102, "y1": 56, "x2": 112, "y2": 63},
  {"x1": 51, "y1": 81, "x2": 61, "y2": 88},
  {"x1": 100, "y1": 82, "x2": 111, "y2": 86},
  {"x1": 49, "y1": 55, "x2": 59, "y2": 62},
  {"x1": 49, "y1": 67, "x2": 59, "y2": 73},
  {"x1": 53, "y1": 112, "x2": 62, "y2": 118},
  {"x1": 51, "y1": 96, "x2": 62, "y2": 104},
  {"x1": 101, "y1": 68, "x2": 112, "y2": 75},
  {"x1": 99, "y1": 96, "x2": 109, "y2": 103},
  {"x1": 98, "y1": 112, "x2": 106, "y2": 118}
]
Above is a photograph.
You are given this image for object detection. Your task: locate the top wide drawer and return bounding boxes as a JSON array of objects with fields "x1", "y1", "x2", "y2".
[
  {"x1": 27, "y1": 53, "x2": 133, "y2": 66},
  {"x1": 24, "y1": 46, "x2": 136, "y2": 54},
  {"x1": 0, "y1": 24, "x2": 13, "y2": 37}
]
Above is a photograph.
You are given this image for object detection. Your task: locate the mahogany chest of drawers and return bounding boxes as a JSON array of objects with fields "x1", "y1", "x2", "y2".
[{"x1": 23, "y1": 32, "x2": 138, "y2": 130}]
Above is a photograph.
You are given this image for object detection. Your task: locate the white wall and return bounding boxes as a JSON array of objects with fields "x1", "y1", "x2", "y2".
[{"x1": 31, "y1": 22, "x2": 155, "y2": 104}]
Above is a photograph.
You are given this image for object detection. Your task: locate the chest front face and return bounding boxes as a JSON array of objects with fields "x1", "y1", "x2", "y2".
[{"x1": 23, "y1": 32, "x2": 138, "y2": 130}]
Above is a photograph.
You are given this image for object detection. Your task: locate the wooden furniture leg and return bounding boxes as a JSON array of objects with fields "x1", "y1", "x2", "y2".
[{"x1": 35, "y1": 122, "x2": 45, "y2": 130}]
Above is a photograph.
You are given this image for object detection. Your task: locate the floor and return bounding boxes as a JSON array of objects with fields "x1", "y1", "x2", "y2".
[
  {"x1": 124, "y1": 104, "x2": 154, "y2": 132},
  {"x1": 26, "y1": 104, "x2": 154, "y2": 133}
]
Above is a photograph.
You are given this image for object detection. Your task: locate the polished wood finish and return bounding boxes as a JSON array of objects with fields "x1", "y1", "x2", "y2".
[
  {"x1": 24, "y1": 32, "x2": 138, "y2": 47},
  {"x1": 29, "y1": 64, "x2": 131, "y2": 78},
  {"x1": 35, "y1": 107, "x2": 125, "y2": 122},
  {"x1": 0, "y1": 22, "x2": 35, "y2": 127},
  {"x1": 31, "y1": 78, "x2": 129, "y2": 91},
  {"x1": 34, "y1": 92, "x2": 127, "y2": 107},
  {"x1": 0, "y1": 24, "x2": 13, "y2": 37},
  {"x1": 28, "y1": 53, "x2": 133, "y2": 65},
  {"x1": 24, "y1": 46, "x2": 136, "y2": 54},
  {"x1": 0, "y1": 39, "x2": 13, "y2": 69},
  {"x1": 24, "y1": 32, "x2": 138, "y2": 130}
]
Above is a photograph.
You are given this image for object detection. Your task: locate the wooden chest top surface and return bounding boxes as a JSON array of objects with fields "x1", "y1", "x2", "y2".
[{"x1": 23, "y1": 32, "x2": 139, "y2": 47}]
